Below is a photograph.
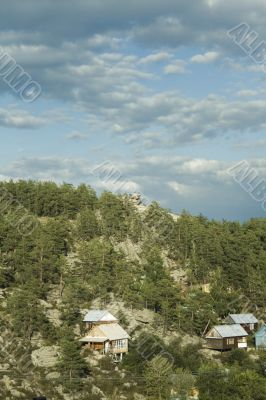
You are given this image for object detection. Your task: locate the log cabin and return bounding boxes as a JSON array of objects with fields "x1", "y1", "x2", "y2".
[
  {"x1": 82, "y1": 309, "x2": 118, "y2": 330},
  {"x1": 225, "y1": 313, "x2": 258, "y2": 334},
  {"x1": 80, "y1": 310, "x2": 130, "y2": 361},
  {"x1": 205, "y1": 324, "x2": 248, "y2": 351}
]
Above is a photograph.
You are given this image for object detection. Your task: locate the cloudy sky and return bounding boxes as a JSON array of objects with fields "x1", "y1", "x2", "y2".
[{"x1": 1, "y1": 0, "x2": 266, "y2": 220}]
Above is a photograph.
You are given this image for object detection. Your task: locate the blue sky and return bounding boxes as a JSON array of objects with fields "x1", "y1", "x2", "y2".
[{"x1": 0, "y1": 0, "x2": 266, "y2": 220}]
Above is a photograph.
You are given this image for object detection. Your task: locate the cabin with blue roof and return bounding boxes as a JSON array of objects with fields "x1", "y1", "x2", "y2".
[{"x1": 255, "y1": 325, "x2": 266, "y2": 350}]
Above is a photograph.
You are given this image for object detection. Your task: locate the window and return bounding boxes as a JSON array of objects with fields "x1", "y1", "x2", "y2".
[
  {"x1": 227, "y1": 338, "x2": 235, "y2": 345},
  {"x1": 113, "y1": 340, "x2": 126, "y2": 349}
]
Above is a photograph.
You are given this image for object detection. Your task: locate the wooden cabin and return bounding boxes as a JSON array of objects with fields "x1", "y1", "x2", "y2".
[
  {"x1": 255, "y1": 325, "x2": 266, "y2": 350},
  {"x1": 80, "y1": 310, "x2": 129, "y2": 361},
  {"x1": 205, "y1": 324, "x2": 248, "y2": 351},
  {"x1": 83, "y1": 309, "x2": 118, "y2": 330},
  {"x1": 225, "y1": 313, "x2": 258, "y2": 334}
]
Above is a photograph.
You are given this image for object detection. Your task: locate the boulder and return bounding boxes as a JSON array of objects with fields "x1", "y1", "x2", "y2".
[{"x1": 31, "y1": 346, "x2": 60, "y2": 368}]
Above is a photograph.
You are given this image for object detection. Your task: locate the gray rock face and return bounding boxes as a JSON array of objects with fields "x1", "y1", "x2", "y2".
[{"x1": 31, "y1": 345, "x2": 60, "y2": 368}]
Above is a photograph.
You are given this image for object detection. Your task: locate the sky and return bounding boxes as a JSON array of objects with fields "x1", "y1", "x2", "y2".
[{"x1": 0, "y1": 0, "x2": 266, "y2": 221}]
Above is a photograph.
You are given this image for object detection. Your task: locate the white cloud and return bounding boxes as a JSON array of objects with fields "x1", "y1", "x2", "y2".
[
  {"x1": 86, "y1": 34, "x2": 121, "y2": 49},
  {"x1": 4, "y1": 155, "x2": 266, "y2": 219},
  {"x1": 164, "y1": 60, "x2": 188, "y2": 74},
  {"x1": 190, "y1": 51, "x2": 220, "y2": 64},
  {"x1": 139, "y1": 52, "x2": 171, "y2": 64},
  {"x1": 94, "y1": 178, "x2": 140, "y2": 194},
  {"x1": 168, "y1": 181, "x2": 192, "y2": 196},
  {"x1": 236, "y1": 90, "x2": 258, "y2": 97},
  {"x1": 181, "y1": 159, "x2": 221, "y2": 174},
  {"x1": 0, "y1": 108, "x2": 45, "y2": 129}
]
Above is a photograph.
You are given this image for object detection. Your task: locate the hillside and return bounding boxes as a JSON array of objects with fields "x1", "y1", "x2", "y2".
[{"x1": 0, "y1": 180, "x2": 266, "y2": 400}]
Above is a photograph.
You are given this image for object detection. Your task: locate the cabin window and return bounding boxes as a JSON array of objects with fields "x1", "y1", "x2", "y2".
[
  {"x1": 113, "y1": 340, "x2": 126, "y2": 349},
  {"x1": 250, "y1": 324, "x2": 254, "y2": 330},
  {"x1": 238, "y1": 337, "x2": 246, "y2": 343},
  {"x1": 226, "y1": 338, "x2": 235, "y2": 345}
]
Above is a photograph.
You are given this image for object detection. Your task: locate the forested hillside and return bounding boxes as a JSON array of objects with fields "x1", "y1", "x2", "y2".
[{"x1": 0, "y1": 180, "x2": 265, "y2": 400}]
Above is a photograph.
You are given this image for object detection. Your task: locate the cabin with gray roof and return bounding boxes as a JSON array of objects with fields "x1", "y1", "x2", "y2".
[
  {"x1": 205, "y1": 324, "x2": 248, "y2": 351},
  {"x1": 225, "y1": 313, "x2": 258, "y2": 333},
  {"x1": 83, "y1": 310, "x2": 118, "y2": 330},
  {"x1": 80, "y1": 310, "x2": 129, "y2": 361}
]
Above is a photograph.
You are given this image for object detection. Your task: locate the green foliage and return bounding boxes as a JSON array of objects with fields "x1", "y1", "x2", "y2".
[
  {"x1": 7, "y1": 284, "x2": 57, "y2": 341},
  {"x1": 1, "y1": 180, "x2": 266, "y2": 398},
  {"x1": 224, "y1": 348, "x2": 256, "y2": 369},
  {"x1": 177, "y1": 290, "x2": 218, "y2": 335},
  {"x1": 171, "y1": 368, "x2": 196, "y2": 400},
  {"x1": 58, "y1": 331, "x2": 90, "y2": 390},
  {"x1": 144, "y1": 355, "x2": 173, "y2": 399},
  {"x1": 78, "y1": 238, "x2": 118, "y2": 293},
  {"x1": 123, "y1": 332, "x2": 167, "y2": 374},
  {"x1": 167, "y1": 339, "x2": 203, "y2": 372},
  {"x1": 0, "y1": 180, "x2": 97, "y2": 218},
  {"x1": 143, "y1": 202, "x2": 175, "y2": 247},
  {"x1": 98, "y1": 192, "x2": 128, "y2": 240},
  {"x1": 76, "y1": 209, "x2": 100, "y2": 241},
  {"x1": 197, "y1": 364, "x2": 266, "y2": 400}
]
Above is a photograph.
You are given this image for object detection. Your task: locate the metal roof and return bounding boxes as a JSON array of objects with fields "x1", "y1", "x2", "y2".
[
  {"x1": 83, "y1": 310, "x2": 118, "y2": 322},
  {"x1": 80, "y1": 323, "x2": 130, "y2": 342},
  {"x1": 207, "y1": 324, "x2": 248, "y2": 338},
  {"x1": 98, "y1": 323, "x2": 130, "y2": 341},
  {"x1": 228, "y1": 314, "x2": 258, "y2": 324}
]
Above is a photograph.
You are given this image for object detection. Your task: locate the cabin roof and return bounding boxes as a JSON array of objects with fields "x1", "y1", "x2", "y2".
[
  {"x1": 79, "y1": 336, "x2": 106, "y2": 343},
  {"x1": 207, "y1": 324, "x2": 248, "y2": 338},
  {"x1": 255, "y1": 325, "x2": 266, "y2": 337},
  {"x1": 228, "y1": 313, "x2": 258, "y2": 324},
  {"x1": 98, "y1": 323, "x2": 130, "y2": 341},
  {"x1": 83, "y1": 310, "x2": 118, "y2": 323},
  {"x1": 80, "y1": 323, "x2": 130, "y2": 342}
]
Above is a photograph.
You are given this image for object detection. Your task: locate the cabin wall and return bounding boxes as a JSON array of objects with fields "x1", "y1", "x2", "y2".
[
  {"x1": 223, "y1": 338, "x2": 238, "y2": 350},
  {"x1": 226, "y1": 317, "x2": 258, "y2": 333},
  {"x1": 241, "y1": 323, "x2": 258, "y2": 333},
  {"x1": 206, "y1": 338, "x2": 224, "y2": 350},
  {"x1": 86, "y1": 342, "x2": 105, "y2": 351},
  {"x1": 256, "y1": 335, "x2": 266, "y2": 349},
  {"x1": 110, "y1": 339, "x2": 128, "y2": 354},
  {"x1": 87, "y1": 339, "x2": 129, "y2": 354},
  {"x1": 85, "y1": 321, "x2": 117, "y2": 329},
  {"x1": 206, "y1": 336, "x2": 247, "y2": 350}
]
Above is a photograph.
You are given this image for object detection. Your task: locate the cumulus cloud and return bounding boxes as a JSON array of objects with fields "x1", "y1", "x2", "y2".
[
  {"x1": 0, "y1": 0, "x2": 266, "y2": 54},
  {"x1": 139, "y1": 52, "x2": 171, "y2": 64},
  {"x1": 0, "y1": 0, "x2": 265, "y2": 220},
  {"x1": 95, "y1": 92, "x2": 266, "y2": 146},
  {"x1": 0, "y1": 108, "x2": 45, "y2": 129},
  {"x1": 236, "y1": 90, "x2": 258, "y2": 97},
  {"x1": 164, "y1": 60, "x2": 188, "y2": 74},
  {"x1": 167, "y1": 181, "x2": 192, "y2": 196},
  {"x1": 190, "y1": 51, "x2": 220, "y2": 63},
  {"x1": 3, "y1": 155, "x2": 266, "y2": 219},
  {"x1": 3, "y1": 157, "x2": 89, "y2": 181}
]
